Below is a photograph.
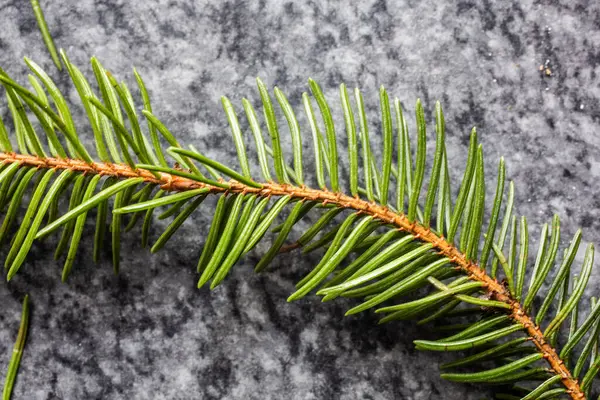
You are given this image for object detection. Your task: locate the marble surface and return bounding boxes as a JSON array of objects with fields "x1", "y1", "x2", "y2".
[{"x1": 0, "y1": 0, "x2": 599, "y2": 399}]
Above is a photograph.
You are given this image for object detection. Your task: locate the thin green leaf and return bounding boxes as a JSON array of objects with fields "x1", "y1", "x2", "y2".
[
  {"x1": 221, "y1": 96, "x2": 252, "y2": 178},
  {"x1": 395, "y1": 98, "x2": 407, "y2": 212},
  {"x1": 113, "y1": 80, "x2": 153, "y2": 164},
  {"x1": 168, "y1": 147, "x2": 262, "y2": 188},
  {"x1": 36, "y1": 178, "x2": 144, "y2": 239},
  {"x1": 319, "y1": 243, "x2": 436, "y2": 297},
  {"x1": 137, "y1": 164, "x2": 228, "y2": 189},
  {"x1": 274, "y1": 87, "x2": 303, "y2": 185},
  {"x1": 27, "y1": 74, "x2": 65, "y2": 158},
  {"x1": 196, "y1": 194, "x2": 229, "y2": 273},
  {"x1": 62, "y1": 175, "x2": 102, "y2": 281},
  {"x1": 0, "y1": 168, "x2": 38, "y2": 247},
  {"x1": 561, "y1": 294, "x2": 600, "y2": 359},
  {"x1": 407, "y1": 99, "x2": 427, "y2": 222},
  {"x1": 291, "y1": 215, "x2": 372, "y2": 301},
  {"x1": 354, "y1": 88, "x2": 374, "y2": 202},
  {"x1": 536, "y1": 388, "x2": 567, "y2": 399},
  {"x1": 0, "y1": 74, "x2": 92, "y2": 162},
  {"x1": 545, "y1": 244, "x2": 594, "y2": 336},
  {"x1": 524, "y1": 215, "x2": 561, "y2": 310},
  {"x1": 25, "y1": 57, "x2": 81, "y2": 150},
  {"x1": 30, "y1": 0, "x2": 61, "y2": 69},
  {"x1": 295, "y1": 207, "x2": 344, "y2": 249},
  {"x1": 348, "y1": 258, "x2": 452, "y2": 315},
  {"x1": 454, "y1": 294, "x2": 511, "y2": 310},
  {"x1": 417, "y1": 298, "x2": 461, "y2": 325},
  {"x1": 340, "y1": 84, "x2": 358, "y2": 196},
  {"x1": 440, "y1": 337, "x2": 529, "y2": 369},
  {"x1": 0, "y1": 163, "x2": 21, "y2": 197},
  {"x1": 211, "y1": 197, "x2": 270, "y2": 287},
  {"x1": 440, "y1": 353, "x2": 542, "y2": 383},
  {"x1": 302, "y1": 92, "x2": 326, "y2": 189},
  {"x1": 7, "y1": 169, "x2": 73, "y2": 280},
  {"x1": 465, "y1": 146, "x2": 485, "y2": 261},
  {"x1": 536, "y1": 230, "x2": 582, "y2": 325},
  {"x1": 243, "y1": 196, "x2": 291, "y2": 254},
  {"x1": 378, "y1": 86, "x2": 393, "y2": 205},
  {"x1": 491, "y1": 181, "x2": 514, "y2": 278},
  {"x1": 131, "y1": 67, "x2": 166, "y2": 164},
  {"x1": 114, "y1": 188, "x2": 210, "y2": 214},
  {"x1": 573, "y1": 299, "x2": 600, "y2": 377},
  {"x1": 141, "y1": 189, "x2": 163, "y2": 248},
  {"x1": 581, "y1": 356, "x2": 600, "y2": 393},
  {"x1": 255, "y1": 200, "x2": 305, "y2": 273},
  {"x1": 4, "y1": 83, "x2": 28, "y2": 155},
  {"x1": 111, "y1": 186, "x2": 127, "y2": 274},
  {"x1": 60, "y1": 51, "x2": 110, "y2": 161},
  {"x1": 93, "y1": 177, "x2": 114, "y2": 261},
  {"x1": 448, "y1": 128, "x2": 477, "y2": 242},
  {"x1": 54, "y1": 174, "x2": 87, "y2": 260},
  {"x1": 485, "y1": 368, "x2": 549, "y2": 385},
  {"x1": 423, "y1": 101, "x2": 445, "y2": 227},
  {"x1": 366, "y1": 279, "x2": 483, "y2": 316},
  {"x1": 198, "y1": 194, "x2": 246, "y2": 286},
  {"x1": 325, "y1": 235, "x2": 416, "y2": 296},
  {"x1": 491, "y1": 243, "x2": 516, "y2": 300},
  {"x1": 0, "y1": 113, "x2": 13, "y2": 152},
  {"x1": 2, "y1": 294, "x2": 29, "y2": 400},
  {"x1": 514, "y1": 216, "x2": 529, "y2": 302},
  {"x1": 241, "y1": 98, "x2": 272, "y2": 182},
  {"x1": 256, "y1": 78, "x2": 287, "y2": 183},
  {"x1": 140, "y1": 110, "x2": 204, "y2": 176},
  {"x1": 125, "y1": 184, "x2": 155, "y2": 230},
  {"x1": 151, "y1": 195, "x2": 206, "y2": 254},
  {"x1": 271, "y1": 201, "x2": 318, "y2": 233},
  {"x1": 323, "y1": 229, "x2": 402, "y2": 292},
  {"x1": 414, "y1": 324, "x2": 523, "y2": 352},
  {"x1": 353, "y1": 254, "x2": 451, "y2": 306},
  {"x1": 87, "y1": 96, "x2": 136, "y2": 167},
  {"x1": 459, "y1": 174, "x2": 477, "y2": 254},
  {"x1": 5, "y1": 169, "x2": 57, "y2": 268},
  {"x1": 3, "y1": 89, "x2": 46, "y2": 158},
  {"x1": 440, "y1": 315, "x2": 510, "y2": 341},
  {"x1": 308, "y1": 79, "x2": 338, "y2": 191}
]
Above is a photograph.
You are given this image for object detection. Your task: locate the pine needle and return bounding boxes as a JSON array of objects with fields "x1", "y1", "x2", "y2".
[{"x1": 2, "y1": 295, "x2": 30, "y2": 400}]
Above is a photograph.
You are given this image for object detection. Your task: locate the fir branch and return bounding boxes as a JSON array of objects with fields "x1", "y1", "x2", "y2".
[
  {"x1": 0, "y1": 151, "x2": 587, "y2": 397},
  {"x1": 0, "y1": 54, "x2": 597, "y2": 399}
]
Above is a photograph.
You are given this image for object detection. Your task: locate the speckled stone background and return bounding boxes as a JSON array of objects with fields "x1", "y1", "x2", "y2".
[{"x1": 0, "y1": 0, "x2": 599, "y2": 399}]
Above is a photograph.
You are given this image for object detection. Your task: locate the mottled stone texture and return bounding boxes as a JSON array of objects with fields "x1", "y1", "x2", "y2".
[{"x1": 0, "y1": 0, "x2": 599, "y2": 399}]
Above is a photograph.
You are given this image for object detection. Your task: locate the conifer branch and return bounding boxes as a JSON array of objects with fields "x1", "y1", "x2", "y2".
[
  {"x1": 0, "y1": 54, "x2": 597, "y2": 398},
  {"x1": 0, "y1": 151, "x2": 586, "y2": 399}
]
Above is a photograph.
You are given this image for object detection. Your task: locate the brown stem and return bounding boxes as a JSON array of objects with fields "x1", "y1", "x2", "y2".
[{"x1": 0, "y1": 152, "x2": 585, "y2": 399}]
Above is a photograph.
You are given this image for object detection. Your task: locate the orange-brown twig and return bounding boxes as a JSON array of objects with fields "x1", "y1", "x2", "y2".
[{"x1": 0, "y1": 152, "x2": 585, "y2": 399}]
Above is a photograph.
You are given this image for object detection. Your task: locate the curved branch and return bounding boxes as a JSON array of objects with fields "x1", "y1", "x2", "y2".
[{"x1": 0, "y1": 152, "x2": 585, "y2": 399}]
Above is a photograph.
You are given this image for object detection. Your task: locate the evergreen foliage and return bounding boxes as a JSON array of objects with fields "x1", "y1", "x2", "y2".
[{"x1": 0, "y1": 54, "x2": 597, "y2": 399}]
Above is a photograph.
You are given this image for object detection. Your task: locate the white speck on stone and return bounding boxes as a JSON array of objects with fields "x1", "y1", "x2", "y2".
[{"x1": 580, "y1": 104, "x2": 584, "y2": 110}]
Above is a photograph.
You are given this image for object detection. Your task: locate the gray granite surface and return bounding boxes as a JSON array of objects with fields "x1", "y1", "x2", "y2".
[{"x1": 0, "y1": 0, "x2": 599, "y2": 399}]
